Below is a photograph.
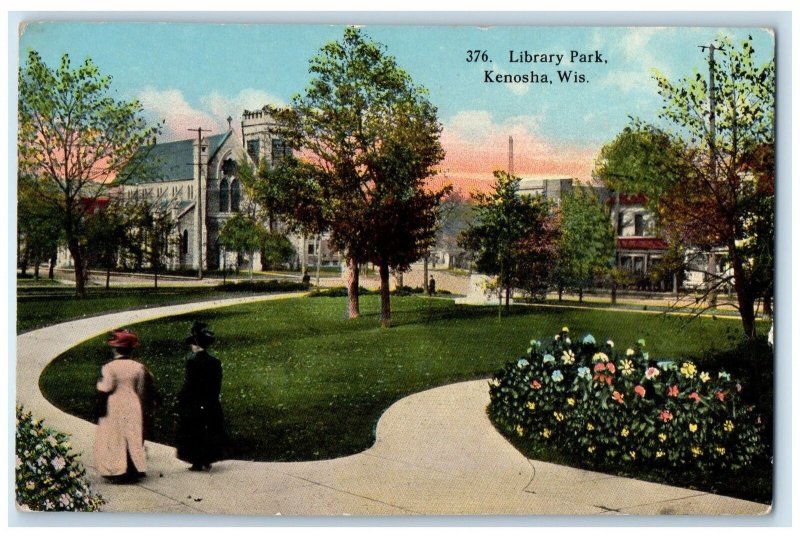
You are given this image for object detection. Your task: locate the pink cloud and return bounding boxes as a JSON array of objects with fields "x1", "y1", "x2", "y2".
[{"x1": 437, "y1": 110, "x2": 599, "y2": 193}]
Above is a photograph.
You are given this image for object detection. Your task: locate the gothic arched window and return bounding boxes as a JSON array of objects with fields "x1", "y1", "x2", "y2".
[
  {"x1": 181, "y1": 229, "x2": 189, "y2": 255},
  {"x1": 230, "y1": 179, "x2": 241, "y2": 213},
  {"x1": 219, "y1": 178, "x2": 229, "y2": 212}
]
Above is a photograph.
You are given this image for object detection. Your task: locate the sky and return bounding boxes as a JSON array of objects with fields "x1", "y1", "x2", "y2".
[{"x1": 18, "y1": 23, "x2": 774, "y2": 190}]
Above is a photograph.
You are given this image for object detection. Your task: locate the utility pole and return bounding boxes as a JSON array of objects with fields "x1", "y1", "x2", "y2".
[
  {"x1": 699, "y1": 43, "x2": 723, "y2": 308},
  {"x1": 188, "y1": 127, "x2": 211, "y2": 279}
]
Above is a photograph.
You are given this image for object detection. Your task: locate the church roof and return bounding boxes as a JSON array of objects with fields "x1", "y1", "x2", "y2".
[{"x1": 125, "y1": 132, "x2": 232, "y2": 185}]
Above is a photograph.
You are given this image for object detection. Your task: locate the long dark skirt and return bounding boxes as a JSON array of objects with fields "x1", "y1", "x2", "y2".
[{"x1": 175, "y1": 401, "x2": 226, "y2": 465}]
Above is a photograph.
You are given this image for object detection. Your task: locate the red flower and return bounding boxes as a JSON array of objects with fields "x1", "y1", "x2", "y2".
[
  {"x1": 612, "y1": 391, "x2": 625, "y2": 404},
  {"x1": 689, "y1": 392, "x2": 701, "y2": 403},
  {"x1": 634, "y1": 385, "x2": 646, "y2": 398},
  {"x1": 606, "y1": 362, "x2": 616, "y2": 374},
  {"x1": 667, "y1": 385, "x2": 679, "y2": 397},
  {"x1": 715, "y1": 390, "x2": 726, "y2": 402},
  {"x1": 531, "y1": 380, "x2": 542, "y2": 390},
  {"x1": 659, "y1": 410, "x2": 673, "y2": 423},
  {"x1": 593, "y1": 363, "x2": 606, "y2": 373}
]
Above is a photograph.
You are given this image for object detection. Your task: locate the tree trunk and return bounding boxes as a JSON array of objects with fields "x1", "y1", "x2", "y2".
[
  {"x1": 249, "y1": 251, "x2": 254, "y2": 280},
  {"x1": 763, "y1": 291, "x2": 773, "y2": 318},
  {"x1": 505, "y1": 285, "x2": 511, "y2": 311},
  {"x1": 106, "y1": 267, "x2": 111, "y2": 289},
  {"x1": 611, "y1": 282, "x2": 617, "y2": 305},
  {"x1": 347, "y1": 256, "x2": 360, "y2": 319},
  {"x1": 20, "y1": 246, "x2": 30, "y2": 277},
  {"x1": 33, "y1": 254, "x2": 41, "y2": 279},
  {"x1": 579, "y1": 287, "x2": 584, "y2": 303},
  {"x1": 728, "y1": 245, "x2": 756, "y2": 339},
  {"x1": 154, "y1": 270, "x2": 158, "y2": 289},
  {"x1": 558, "y1": 283, "x2": 564, "y2": 302},
  {"x1": 67, "y1": 239, "x2": 87, "y2": 297},
  {"x1": 379, "y1": 261, "x2": 391, "y2": 328},
  {"x1": 423, "y1": 255, "x2": 429, "y2": 294}
]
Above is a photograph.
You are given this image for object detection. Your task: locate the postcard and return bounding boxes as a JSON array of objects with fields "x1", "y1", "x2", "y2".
[{"x1": 15, "y1": 21, "x2": 775, "y2": 517}]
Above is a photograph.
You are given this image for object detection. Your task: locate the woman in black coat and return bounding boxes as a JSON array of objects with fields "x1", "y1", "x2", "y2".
[{"x1": 175, "y1": 322, "x2": 226, "y2": 471}]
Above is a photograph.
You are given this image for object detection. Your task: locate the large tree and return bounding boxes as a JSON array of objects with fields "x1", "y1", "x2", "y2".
[
  {"x1": 265, "y1": 27, "x2": 446, "y2": 326},
  {"x1": 219, "y1": 213, "x2": 266, "y2": 280},
  {"x1": 459, "y1": 171, "x2": 560, "y2": 311},
  {"x1": 595, "y1": 36, "x2": 774, "y2": 338},
  {"x1": 18, "y1": 51, "x2": 158, "y2": 296},
  {"x1": 555, "y1": 188, "x2": 616, "y2": 302}
]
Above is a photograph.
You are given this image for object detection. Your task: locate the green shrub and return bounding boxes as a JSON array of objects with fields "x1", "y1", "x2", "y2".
[
  {"x1": 15, "y1": 406, "x2": 105, "y2": 512},
  {"x1": 391, "y1": 285, "x2": 424, "y2": 296},
  {"x1": 214, "y1": 280, "x2": 309, "y2": 293},
  {"x1": 488, "y1": 327, "x2": 766, "y2": 474}
]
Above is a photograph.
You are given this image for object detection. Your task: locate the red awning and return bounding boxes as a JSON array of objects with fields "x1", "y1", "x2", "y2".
[{"x1": 617, "y1": 237, "x2": 668, "y2": 250}]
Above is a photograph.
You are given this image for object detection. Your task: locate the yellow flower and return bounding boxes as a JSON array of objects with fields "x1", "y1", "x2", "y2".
[
  {"x1": 525, "y1": 401, "x2": 536, "y2": 411},
  {"x1": 562, "y1": 326, "x2": 569, "y2": 333},
  {"x1": 586, "y1": 422, "x2": 595, "y2": 431},
  {"x1": 680, "y1": 362, "x2": 697, "y2": 379},
  {"x1": 542, "y1": 428, "x2": 552, "y2": 439},
  {"x1": 724, "y1": 420, "x2": 734, "y2": 432},
  {"x1": 655, "y1": 450, "x2": 665, "y2": 458},
  {"x1": 658, "y1": 433, "x2": 667, "y2": 442},
  {"x1": 566, "y1": 397, "x2": 576, "y2": 406},
  {"x1": 553, "y1": 411, "x2": 564, "y2": 422},
  {"x1": 561, "y1": 350, "x2": 576, "y2": 365},
  {"x1": 691, "y1": 446, "x2": 703, "y2": 457},
  {"x1": 629, "y1": 450, "x2": 637, "y2": 460},
  {"x1": 699, "y1": 371, "x2": 711, "y2": 383},
  {"x1": 26, "y1": 481, "x2": 35, "y2": 490},
  {"x1": 592, "y1": 352, "x2": 609, "y2": 362},
  {"x1": 621, "y1": 427, "x2": 630, "y2": 437},
  {"x1": 626, "y1": 348, "x2": 635, "y2": 356},
  {"x1": 619, "y1": 359, "x2": 635, "y2": 376},
  {"x1": 689, "y1": 423, "x2": 698, "y2": 433},
  {"x1": 515, "y1": 425, "x2": 525, "y2": 437},
  {"x1": 587, "y1": 446, "x2": 596, "y2": 454},
  {"x1": 489, "y1": 378, "x2": 501, "y2": 387},
  {"x1": 715, "y1": 446, "x2": 726, "y2": 455}
]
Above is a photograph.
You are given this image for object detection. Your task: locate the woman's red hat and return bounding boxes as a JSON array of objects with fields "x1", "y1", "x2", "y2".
[{"x1": 108, "y1": 328, "x2": 140, "y2": 349}]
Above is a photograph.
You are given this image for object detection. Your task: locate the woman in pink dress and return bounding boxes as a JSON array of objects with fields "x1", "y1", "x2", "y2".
[{"x1": 93, "y1": 329, "x2": 158, "y2": 483}]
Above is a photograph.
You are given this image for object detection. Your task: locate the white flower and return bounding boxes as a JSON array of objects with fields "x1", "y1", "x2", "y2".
[
  {"x1": 561, "y1": 350, "x2": 575, "y2": 365},
  {"x1": 626, "y1": 348, "x2": 635, "y2": 356},
  {"x1": 551, "y1": 370, "x2": 564, "y2": 382},
  {"x1": 543, "y1": 354, "x2": 556, "y2": 364},
  {"x1": 607, "y1": 340, "x2": 614, "y2": 348},
  {"x1": 565, "y1": 337, "x2": 571, "y2": 345},
  {"x1": 51, "y1": 456, "x2": 66, "y2": 471},
  {"x1": 517, "y1": 359, "x2": 530, "y2": 369}
]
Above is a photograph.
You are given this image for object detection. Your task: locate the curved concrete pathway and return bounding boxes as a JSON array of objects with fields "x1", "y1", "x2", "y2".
[{"x1": 16, "y1": 293, "x2": 769, "y2": 516}]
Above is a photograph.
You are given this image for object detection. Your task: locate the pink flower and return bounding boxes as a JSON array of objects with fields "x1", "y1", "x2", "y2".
[
  {"x1": 612, "y1": 391, "x2": 625, "y2": 404},
  {"x1": 645, "y1": 367, "x2": 660, "y2": 380},
  {"x1": 736, "y1": 383, "x2": 742, "y2": 393},
  {"x1": 606, "y1": 362, "x2": 616, "y2": 374},
  {"x1": 531, "y1": 380, "x2": 541, "y2": 390},
  {"x1": 716, "y1": 390, "x2": 726, "y2": 402},
  {"x1": 659, "y1": 410, "x2": 673, "y2": 423},
  {"x1": 689, "y1": 392, "x2": 701, "y2": 403},
  {"x1": 593, "y1": 362, "x2": 606, "y2": 373},
  {"x1": 667, "y1": 385, "x2": 679, "y2": 398},
  {"x1": 634, "y1": 385, "x2": 646, "y2": 398}
]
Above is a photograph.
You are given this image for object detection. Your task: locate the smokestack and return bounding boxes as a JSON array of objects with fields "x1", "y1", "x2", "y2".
[{"x1": 508, "y1": 135, "x2": 514, "y2": 176}]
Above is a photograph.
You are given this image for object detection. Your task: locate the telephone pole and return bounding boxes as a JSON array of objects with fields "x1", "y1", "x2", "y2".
[
  {"x1": 188, "y1": 127, "x2": 211, "y2": 279},
  {"x1": 699, "y1": 43, "x2": 723, "y2": 177}
]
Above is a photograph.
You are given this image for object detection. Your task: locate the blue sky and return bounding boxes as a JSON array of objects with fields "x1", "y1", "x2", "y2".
[{"x1": 19, "y1": 23, "x2": 774, "y2": 183}]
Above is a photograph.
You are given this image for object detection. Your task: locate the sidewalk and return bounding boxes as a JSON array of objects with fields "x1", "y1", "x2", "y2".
[{"x1": 16, "y1": 294, "x2": 769, "y2": 516}]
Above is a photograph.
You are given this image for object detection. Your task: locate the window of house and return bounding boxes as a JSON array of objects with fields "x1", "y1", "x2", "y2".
[
  {"x1": 247, "y1": 139, "x2": 260, "y2": 163},
  {"x1": 230, "y1": 179, "x2": 240, "y2": 213},
  {"x1": 219, "y1": 178, "x2": 229, "y2": 212},
  {"x1": 271, "y1": 138, "x2": 289, "y2": 162},
  {"x1": 181, "y1": 230, "x2": 189, "y2": 255},
  {"x1": 634, "y1": 214, "x2": 645, "y2": 236},
  {"x1": 633, "y1": 256, "x2": 645, "y2": 274},
  {"x1": 308, "y1": 243, "x2": 315, "y2": 255}
]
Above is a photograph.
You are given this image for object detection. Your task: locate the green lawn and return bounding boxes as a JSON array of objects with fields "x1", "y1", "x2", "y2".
[
  {"x1": 40, "y1": 295, "x2": 755, "y2": 465},
  {"x1": 17, "y1": 281, "x2": 307, "y2": 334}
]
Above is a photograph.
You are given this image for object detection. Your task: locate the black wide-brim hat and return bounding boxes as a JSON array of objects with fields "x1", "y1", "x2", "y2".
[{"x1": 185, "y1": 321, "x2": 216, "y2": 348}]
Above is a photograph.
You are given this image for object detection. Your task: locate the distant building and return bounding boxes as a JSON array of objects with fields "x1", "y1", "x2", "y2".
[{"x1": 114, "y1": 108, "x2": 338, "y2": 272}]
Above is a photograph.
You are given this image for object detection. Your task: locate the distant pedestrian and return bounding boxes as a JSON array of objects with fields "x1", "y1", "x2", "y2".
[
  {"x1": 94, "y1": 328, "x2": 159, "y2": 483},
  {"x1": 175, "y1": 322, "x2": 226, "y2": 471},
  {"x1": 428, "y1": 276, "x2": 436, "y2": 296}
]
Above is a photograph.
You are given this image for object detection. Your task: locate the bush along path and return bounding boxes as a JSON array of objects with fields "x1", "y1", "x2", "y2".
[
  {"x1": 16, "y1": 297, "x2": 769, "y2": 515},
  {"x1": 489, "y1": 327, "x2": 771, "y2": 504}
]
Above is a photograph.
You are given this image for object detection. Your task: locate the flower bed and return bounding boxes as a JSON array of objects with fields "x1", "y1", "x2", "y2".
[
  {"x1": 15, "y1": 406, "x2": 105, "y2": 511},
  {"x1": 488, "y1": 327, "x2": 766, "y2": 474}
]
